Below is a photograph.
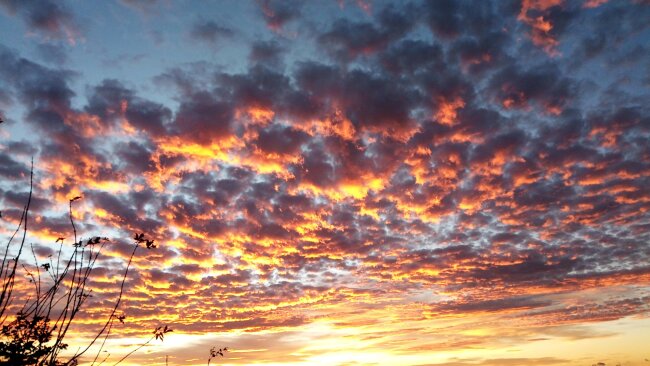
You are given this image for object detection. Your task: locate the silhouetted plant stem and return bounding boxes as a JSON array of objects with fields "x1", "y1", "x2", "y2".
[
  {"x1": 0, "y1": 159, "x2": 32, "y2": 320},
  {"x1": 1, "y1": 162, "x2": 167, "y2": 365},
  {"x1": 91, "y1": 317, "x2": 115, "y2": 366},
  {"x1": 112, "y1": 334, "x2": 155, "y2": 366},
  {"x1": 66, "y1": 236, "x2": 141, "y2": 365},
  {"x1": 112, "y1": 325, "x2": 172, "y2": 366}
]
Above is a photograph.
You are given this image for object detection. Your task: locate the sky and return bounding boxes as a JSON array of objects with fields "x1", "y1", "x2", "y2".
[{"x1": 0, "y1": 0, "x2": 649, "y2": 365}]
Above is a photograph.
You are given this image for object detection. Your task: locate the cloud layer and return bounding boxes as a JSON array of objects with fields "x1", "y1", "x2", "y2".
[{"x1": 1, "y1": 0, "x2": 649, "y2": 365}]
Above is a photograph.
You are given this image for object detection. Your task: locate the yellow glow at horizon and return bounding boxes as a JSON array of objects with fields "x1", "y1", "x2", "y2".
[{"x1": 57, "y1": 312, "x2": 650, "y2": 366}]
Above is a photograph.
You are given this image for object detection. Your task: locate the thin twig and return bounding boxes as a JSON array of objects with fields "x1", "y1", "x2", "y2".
[{"x1": 112, "y1": 335, "x2": 155, "y2": 366}]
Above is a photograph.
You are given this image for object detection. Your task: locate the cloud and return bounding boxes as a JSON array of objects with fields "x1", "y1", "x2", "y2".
[
  {"x1": 85, "y1": 79, "x2": 172, "y2": 137},
  {"x1": 249, "y1": 40, "x2": 286, "y2": 67},
  {"x1": 488, "y1": 63, "x2": 575, "y2": 114},
  {"x1": 317, "y1": 4, "x2": 414, "y2": 61},
  {"x1": 0, "y1": 151, "x2": 30, "y2": 180},
  {"x1": 257, "y1": 0, "x2": 303, "y2": 32},
  {"x1": 0, "y1": 0, "x2": 82, "y2": 44},
  {"x1": 189, "y1": 20, "x2": 234, "y2": 45}
]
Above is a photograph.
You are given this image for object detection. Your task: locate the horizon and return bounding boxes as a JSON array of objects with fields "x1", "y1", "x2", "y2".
[{"x1": 0, "y1": 0, "x2": 649, "y2": 365}]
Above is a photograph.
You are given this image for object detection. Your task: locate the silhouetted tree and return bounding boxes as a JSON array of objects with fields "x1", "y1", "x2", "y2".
[{"x1": 0, "y1": 162, "x2": 171, "y2": 365}]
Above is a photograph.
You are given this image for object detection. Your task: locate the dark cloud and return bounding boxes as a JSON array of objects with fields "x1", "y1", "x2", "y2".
[
  {"x1": 189, "y1": 20, "x2": 234, "y2": 44},
  {"x1": 171, "y1": 90, "x2": 234, "y2": 144},
  {"x1": 379, "y1": 39, "x2": 444, "y2": 74},
  {"x1": 0, "y1": 151, "x2": 29, "y2": 180},
  {"x1": 317, "y1": 3, "x2": 414, "y2": 61},
  {"x1": 432, "y1": 294, "x2": 552, "y2": 314},
  {"x1": 249, "y1": 40, "x2": 286, "y2": 67},
  {"x1": 257, "y1": 0, "x2": 302, "y2": 31},
  {"x1": 87, "y1": 190, "x2": 163, "y2": 233},
  {"x1": 295, "y1": 64, "x2": 421, "y2": 134},
  {"x1": 254, "y1": 124, "x2": 308, "y2": 156},
  {"x1": 86, "y1": 79, "x2": 171, "y2": 136},
  {"x1": 115, "y1": 140, "x2": 155, "y2": 174},
  {"x1": 0, "y1": 0, "x2": 81, "y2": 42},
  {"x1": 450, "y1": 32, "x2": 511, "y2": 74},
  {"x1": 0, "y1": 45, "x2": 75, "y2": 123},
  {"x1": 488, "y1": 63, "x2": 575, "y2": 113},
  {"x1": 295, "y1": 142, "x2": 336, "y2": 188},
  {"x1": 219, "y1": 65, "x2": 292, "y2": 114},
  {"x1": 422, "y1": 0, "x2": 462, "y2": 38}
]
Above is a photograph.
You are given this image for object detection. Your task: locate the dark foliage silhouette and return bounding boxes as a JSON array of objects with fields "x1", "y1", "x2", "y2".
[{"x1": 208, "y1": 346, "x2": 228, "y2": 366}]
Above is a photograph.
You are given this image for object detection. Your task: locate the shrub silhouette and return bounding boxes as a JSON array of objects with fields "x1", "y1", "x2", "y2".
[
  {"x1": 208, "y1": 346, "x2": 228, "y2": 365},
  {"x1": 0, "y1": 162, "x2": 172, "y2": 365},
  {"x1": 0, "y1": 313, "x2": 54, "y2": 364}
]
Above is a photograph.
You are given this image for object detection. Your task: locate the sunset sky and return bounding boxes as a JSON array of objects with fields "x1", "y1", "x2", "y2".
[{"x1": 1, "y1": 0, "x2": 649, "y2": 365}]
